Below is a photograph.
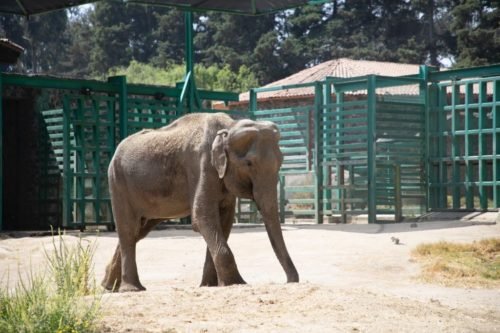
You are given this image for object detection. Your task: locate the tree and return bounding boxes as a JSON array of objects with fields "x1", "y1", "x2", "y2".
[
  {"x1": 89, "y1": 2, "x2": 132, "y2": 74},
  {"x1": 0, "y1": 11, "x2": 69, "y2": 73},
  {"x1": 151, "y1": 8, "x2": 185, "y2": 66},
  {"x1": 196, "y1": 12, "x2": 276, "y2": 76},
  {"x1": 57, "y1": 8, "x2": 93, "y2": 77},
  {"x1": 450, "y1": 0, "x2": 500, "y2": 67}
]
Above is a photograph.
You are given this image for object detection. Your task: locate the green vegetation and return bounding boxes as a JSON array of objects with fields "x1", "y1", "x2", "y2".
[
  {"x1": 108, "y1": 61, "x2": 258, "y2": 93},
  {"x1": 0, "y1": 232, "x2": 101, "y2": 333},
  {"x1": 412, "y1": 238, "x2": 500, "y2": 288}
]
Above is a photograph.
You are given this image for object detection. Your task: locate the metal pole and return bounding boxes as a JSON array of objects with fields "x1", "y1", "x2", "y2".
[
  {"x1": 394, "y1": 163, "x2": 402, "y2": 222},
  {"x1": 0, "y1": 73, "x2": 3, "y2": 231},
  {"x1": 108, "y1": 75, "x2": 128, "y2": 141},
  {"x1": 184, "y1": 11, "x2": 195, "y2": 113},
  {"x1": 367, "y1": 76, "x2": 377, "y2": 224},
  {"x1": 314, "y1": 82, "x2": 323, "y2": 224}
]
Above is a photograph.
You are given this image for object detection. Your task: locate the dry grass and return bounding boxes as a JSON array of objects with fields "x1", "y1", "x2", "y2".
[{"x1": 412, "y1": 238, "x2": 500, "y2": 288}]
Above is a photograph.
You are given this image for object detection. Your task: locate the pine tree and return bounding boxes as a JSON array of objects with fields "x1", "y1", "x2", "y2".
[{"x1": 451, "y1": 0, "x2": 500, "y2": 67}]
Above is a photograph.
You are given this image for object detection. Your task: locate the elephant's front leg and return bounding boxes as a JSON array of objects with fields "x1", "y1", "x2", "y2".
[
  {"x1": 194, "y1": 197, "x2": 245, "y2": 286},
  {"x1": 200, "y1": 197, "x2": 241, "y2": 286}
]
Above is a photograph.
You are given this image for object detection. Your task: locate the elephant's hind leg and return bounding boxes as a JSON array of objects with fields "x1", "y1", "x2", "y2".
[
  {"x1": 102, "y1": 244, "x2": 122, "y2": 291},
  {"x1": 111, "y1": 197, "x2": 146, "y2": 292},
  {"x1": 101, "y1": 219, "x2": 161, "y2": 291}
]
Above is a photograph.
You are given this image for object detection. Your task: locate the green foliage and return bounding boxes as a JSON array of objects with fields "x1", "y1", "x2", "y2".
[
  {"x1": 0, "y1": 232, "x2": 101, "y2": 333},
  {"x1": 1, "y1": 1, "x2": 499, "y2": 80},
  {"x1": 108, "y1": 61, "x2": 257, "y2": 93}
]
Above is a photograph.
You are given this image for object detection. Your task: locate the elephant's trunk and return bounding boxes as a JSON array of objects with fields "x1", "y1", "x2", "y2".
[{"x1": 254, "y1": 182, "x2": 299, "y2": 283}]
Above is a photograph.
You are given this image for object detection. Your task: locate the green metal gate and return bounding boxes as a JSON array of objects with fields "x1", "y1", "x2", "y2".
[
  {"x1": 428, "y1": 68, "x2": 500, "y2": 211},
  {"x1": 0, "y1": 73, "x2": 238, "y2": 230},
  {"x1": 321, "y1": 75, "x2": 426, "y2": 223},
  {"x1": 250, "y1": 83, "x2": 319, "y2": 223},
  {"x1": 62, "y1": 94, "x2": 116, "y2": 229},
  {"x1": 2, "y1": 64, "x2": 500, "y2": 230}
]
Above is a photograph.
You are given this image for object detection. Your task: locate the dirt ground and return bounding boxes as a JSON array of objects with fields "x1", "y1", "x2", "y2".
[{"x1": 1, "y1": 221, "x2": 500, "y2": 332}]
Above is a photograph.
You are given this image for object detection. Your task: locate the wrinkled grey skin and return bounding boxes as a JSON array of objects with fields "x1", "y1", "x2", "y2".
[{"x1": 101, "y1": 112, "x2": 299, "y2": 292}]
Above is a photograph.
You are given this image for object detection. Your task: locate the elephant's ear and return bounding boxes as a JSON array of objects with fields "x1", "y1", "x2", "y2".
[{"x1": 211, "y1": 129, "x2": 229, "y2": 179}]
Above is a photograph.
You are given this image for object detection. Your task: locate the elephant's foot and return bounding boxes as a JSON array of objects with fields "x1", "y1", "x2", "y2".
[
  {"x1": 200, "y1": 274, "x2": 218, "y2": 287},
  {"x1": 218, "y1": 274, "x2": 247, "y2": 287},
  {"x1": 119, "y1": 281, "x2": 146, "y2": 292},
  {"x1": 101, "y1": 278, "x2": 121, "y2": 292}
]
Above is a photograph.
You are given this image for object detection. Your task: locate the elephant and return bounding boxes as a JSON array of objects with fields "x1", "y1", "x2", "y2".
[{"x1": 101, "y1": 112, "x2": 299, "y2": 292}]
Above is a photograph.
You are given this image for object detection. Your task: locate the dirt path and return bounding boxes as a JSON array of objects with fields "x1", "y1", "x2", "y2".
[{"x1": 1, "y1": 221, "x2": 499, "y2": 332}]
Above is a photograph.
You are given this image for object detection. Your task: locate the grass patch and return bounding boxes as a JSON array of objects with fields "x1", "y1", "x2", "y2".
[
  {"x1": 0, "y1": 231, "x2": 102, "y2": 333},
  {"x1": 412, "y1": 238, "x2": 500, "y2": 288}
]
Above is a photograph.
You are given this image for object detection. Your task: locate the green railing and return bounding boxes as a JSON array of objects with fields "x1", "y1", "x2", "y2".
[
  {"x1": 2, "y1": 63, "x2": 500, "y2": 230},
  {"x1": 0, "y1": 73, "x2": 238, "y2": 230},
  {"x1": 248, "y1": 63, "x2": 500, "y2": 224},
  {"x1": 427, "y1": 71, "x2": 500, "y2": 210}
]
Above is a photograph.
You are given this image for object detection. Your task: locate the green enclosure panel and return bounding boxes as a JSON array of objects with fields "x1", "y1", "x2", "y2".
[
  {"x1": 319, "y1": 97, "x2": 371, "y2": 222},
  {"x1": 3, "y1": 64, "x2": 500, "y2": 230},
  {"x1": 126, "y1": 96, "x2": 179, "y2": 136},
  {"x1": 429, "y1": 76, "x2": 500, "y2": 210},
  {"x1": 62, "y1": 94, "x2": 116, "y2": 228},
  {"x1": 250, "y1": 83, "x2": 318, "y2": 222},
  {"x1": 375, "y1": 100, "x2": 426, "y2": 218}
]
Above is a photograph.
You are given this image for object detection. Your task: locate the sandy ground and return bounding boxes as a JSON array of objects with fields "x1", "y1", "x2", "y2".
[{"x1": 1, "y1": 221, "x2": 500, "y2": 332}]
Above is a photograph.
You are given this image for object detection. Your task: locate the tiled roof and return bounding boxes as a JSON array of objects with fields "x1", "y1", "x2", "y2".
[{"x1": 238, "y1": 58, "x2": 422, "y2": 102}]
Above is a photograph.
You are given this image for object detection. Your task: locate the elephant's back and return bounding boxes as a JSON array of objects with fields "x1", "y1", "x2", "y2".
[{"x1": 111, "y1": 112, "x2": 234, "y2": 173}]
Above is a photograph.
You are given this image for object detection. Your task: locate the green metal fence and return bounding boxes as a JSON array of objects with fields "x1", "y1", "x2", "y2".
[
  {"x1": 0, "y1": 73, "x2": 238, "y2": 230},
  {"x1": 427, "y1": 67, "x2": 500, "y2": 211},
  {"x1": 1, "y1": 63, "x2": 500, "y2": 230},
  {"x1": 248, "y1": 64, "x2": 500, "y2": 224},
  {"x1": 250, "y1": 82, "x2": 319, "y2": 223}
]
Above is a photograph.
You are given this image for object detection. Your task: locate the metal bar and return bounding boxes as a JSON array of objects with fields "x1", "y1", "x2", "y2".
[
  {"x1": 323, "y1": 81, "x2": 332, "y2": 214},
  {"x1": 428, "y1": 64, "x2": 500, "y2": 82},
  {"x1": 108, "y1": 76, "x2": 127, "y2": 140},
  {"x1": 62, "y1": 96, "x2": 71, "y2": 227},
  {"x1": 0, "y1": 73, "x2": 3, "y2": 231},
  {"x1": 367, "y1": 76, "x2": 377, "y2": 223},
  {"x1": 437, "y1": 86, "x2": 447, "y2": 208},
  {"x1": 451, "y1": 84, "x2": 460, "y2": 209},
  {"x1": 465, "y1": 83, "x2": 474, "y2": 209},
  {"x1": 76, "y1": 98, "x2": 85, "y2": 227},
  {"x1": 313, "y1": 82, "x2": 323, "y2": 224},
  {"x1": 494, "y1": 80, "x2": 500, "y2": 207},
  {"x1": 253, "y1": 81, "x2": 318, "y2": 93},
  {"x1": 3, "y1": 73, "x2": 120, "y2": 93}
]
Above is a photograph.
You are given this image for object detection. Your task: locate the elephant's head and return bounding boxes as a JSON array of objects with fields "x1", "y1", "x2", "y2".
[{"x1": 211, "y1": 119, "x2": 299, "y2": 283}]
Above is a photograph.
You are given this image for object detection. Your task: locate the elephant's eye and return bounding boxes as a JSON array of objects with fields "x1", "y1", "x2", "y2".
[{"x1": 246, "y1": 160, "x2": 253, "y2": 167}]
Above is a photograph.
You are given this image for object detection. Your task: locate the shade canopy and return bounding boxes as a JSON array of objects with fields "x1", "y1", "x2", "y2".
[{"x1": 0, "y1": 0, "x2": 311, "y2": 16}]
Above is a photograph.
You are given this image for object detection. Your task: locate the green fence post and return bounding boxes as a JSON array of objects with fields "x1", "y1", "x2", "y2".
[
  {"x1": 367, "y1": 76, "x2": 377, "y2": 224},
  {"x1": 62, "y1": 97, "x2": 71, "y2": 227},
  {"x1": 394, "y1": 163, "x2": 402, "y2": 222},
  {"x1": 249, "y1": 89, "x2": 257, "y2": 118},
  {"x1": 495, "y1": 80, "x2": 500, "y2": 208},
  {"x1": 0, "y1": 73, "x2": 3, "y2": 231},
  {"x1": 336, "y1": 90, "x2": 344, "y2": 220},
  {"x1": 322, "y1": 80, "x2": 332, "y2": 215},
  {"x1": 314, "y1": 82, "x2": 323, "y2": 224},
  {"x1": 437, "y1": 85, "x2": 447, "y2": 209},
  {"x1": 451, "y1": 84, "x2": 460, "y2": 209},
  {"x1": 420, "y1": 65, "x2": 431, "y2": 212},
  {"x1": 108, "y1": 75, "x2": 127, "y2": 140}
]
